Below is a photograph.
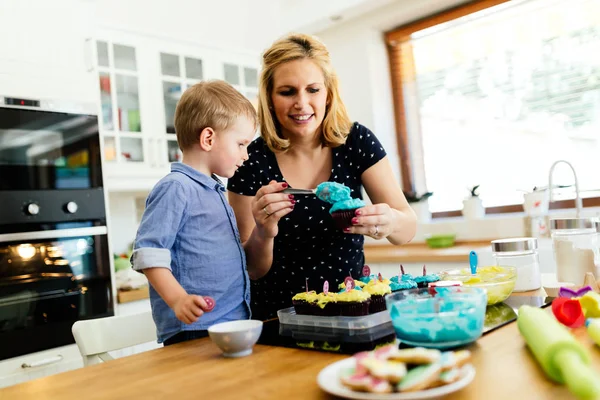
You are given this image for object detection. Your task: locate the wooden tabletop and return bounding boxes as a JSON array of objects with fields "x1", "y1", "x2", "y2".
[{"x1": 3, "y1": 313, "x2": 600, "y2": 399}]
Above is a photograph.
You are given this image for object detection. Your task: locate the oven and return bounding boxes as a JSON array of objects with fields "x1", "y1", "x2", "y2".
[{"x1": 0, "y1": 96, "x2": 113, "y2": 361}]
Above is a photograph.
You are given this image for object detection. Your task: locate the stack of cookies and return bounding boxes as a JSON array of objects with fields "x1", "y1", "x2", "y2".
[{"x1": 340, "y1": 345, "x2": 471, "y2": 393}]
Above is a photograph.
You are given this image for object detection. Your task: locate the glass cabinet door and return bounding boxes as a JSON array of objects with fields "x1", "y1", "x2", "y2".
[
  {"x1": 96, "y1": 41, "x2": 144, "y2": 164},
  {"x1": 160, "y1": 52, "x2": 203, "y2": 163},
  {"x1": 223, "y1": 63, "x2": 259, "y2": 107}
]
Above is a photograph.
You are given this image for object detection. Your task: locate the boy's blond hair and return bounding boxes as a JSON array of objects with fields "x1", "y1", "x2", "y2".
[
  {"x1": 174, "y1": 80, "x2": 258, "y2": 151},
  {"x1": 258, "y1": 33, "x2": 352, "y2": 152}
]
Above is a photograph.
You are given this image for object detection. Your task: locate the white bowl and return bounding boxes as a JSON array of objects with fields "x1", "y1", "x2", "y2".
[{"x1": 208, "y1": 320, "x2": 263, "y2": 358}]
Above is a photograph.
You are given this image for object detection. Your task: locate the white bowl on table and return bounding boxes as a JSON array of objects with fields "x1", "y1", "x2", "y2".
[{"x1": 208, "y1": 320, "x2": 263, "y2": 358}]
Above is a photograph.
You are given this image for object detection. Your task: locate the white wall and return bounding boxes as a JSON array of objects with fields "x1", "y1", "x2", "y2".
[
  {"x1": 94, "y1": 0, "x2": 284, "y2": 55},
  {"x1": 315, "y1": 0, "x2": 470, "y2": 181}
]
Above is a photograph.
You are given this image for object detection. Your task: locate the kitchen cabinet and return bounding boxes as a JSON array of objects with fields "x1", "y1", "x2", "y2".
[
  {"x1": 0, "y1": 0, "x2": 96, "y2": 103},
  {"x1": 95, "y1": 29, "x2": 260, "y2": 192}
]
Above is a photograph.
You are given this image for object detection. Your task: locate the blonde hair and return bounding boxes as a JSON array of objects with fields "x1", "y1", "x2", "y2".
[
  {"x1": 174, "y1": 80, "x2": 258, "y2": 151},
  {"x1": 258, "y1": 33, "x2": 352, "y2": 152}
]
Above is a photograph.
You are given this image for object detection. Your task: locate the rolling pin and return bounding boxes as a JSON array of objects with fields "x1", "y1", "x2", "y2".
[{"x1": 517, "y1": 306, "x2": 600, "y2": 400}]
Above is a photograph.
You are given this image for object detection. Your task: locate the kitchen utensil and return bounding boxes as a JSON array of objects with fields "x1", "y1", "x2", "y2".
[
  {"x1": 385, "y1": 287, "x2": 487, "y2": 349},
  {"x1": 517, "y1": 306, "x2": 600, "y2": 400},
  {"x1": 282, "y1": 188, "x2": 317, "y2": 195},
  {"x1": 425, "y1": 234, "x2": 456, "y2": 248},
  {"x1": 469, "y1": 251, "x2": 478, "y2": 275},
  {"x1": 317, "y1": 357, "x2": 475, "y2": 400},
  {"x1": 439, "y1": 266, "x2": 516, "y2": 305},
  {"x1": 208, "y1": 320, "x2": 263, "y2": 358}
]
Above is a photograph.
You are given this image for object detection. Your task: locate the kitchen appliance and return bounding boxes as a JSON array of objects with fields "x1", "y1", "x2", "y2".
[{"x1": 0, "y1": 96, "x2": 113, "y2": 361}]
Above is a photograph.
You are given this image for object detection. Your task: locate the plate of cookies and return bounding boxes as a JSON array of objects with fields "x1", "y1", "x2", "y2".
[{"x1": 317, "y1": 345, "x2": 475, "y2": 399}]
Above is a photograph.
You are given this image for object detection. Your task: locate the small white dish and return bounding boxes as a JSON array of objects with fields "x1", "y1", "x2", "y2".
[
  {"x1": 208, "y1": 319, "x2": 263, "y2": 358},
  {"x1": 317, "y1": 357, "x2": 475, "y2": 400},
  {"x1": 543, "y1": 282, "x2": 577, "y2": 297}
]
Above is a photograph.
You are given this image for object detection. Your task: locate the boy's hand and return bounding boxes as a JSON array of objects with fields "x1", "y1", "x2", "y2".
[{"x1": 172, "y1": 294, "x2": 213, "y2": 324}]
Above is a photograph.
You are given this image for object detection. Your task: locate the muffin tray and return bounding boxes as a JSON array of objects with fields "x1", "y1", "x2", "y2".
[{"x1": 277, "y1": 307, "x2": 391, "y2": 330}]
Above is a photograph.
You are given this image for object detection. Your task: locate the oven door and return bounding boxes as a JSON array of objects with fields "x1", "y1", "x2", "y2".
[
  {"x1": 0, "y1": 106, "x2": 102, "y2": 191},
  {"x1": 0, "y1": 226, "x2": 113, "y2": 360}
]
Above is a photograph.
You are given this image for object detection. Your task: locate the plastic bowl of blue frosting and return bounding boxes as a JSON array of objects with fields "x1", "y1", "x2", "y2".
[{"x1": 385, "y1": 287, "x2": 487, "y2": 349}]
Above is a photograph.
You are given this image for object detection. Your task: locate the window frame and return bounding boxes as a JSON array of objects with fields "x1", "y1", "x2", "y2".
[{"x1": 384, "y1": 0, "x2": 600, "y2": 218}]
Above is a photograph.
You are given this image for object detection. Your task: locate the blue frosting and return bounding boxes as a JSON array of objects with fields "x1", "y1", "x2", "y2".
[
  {"x1": 315, "y1": 182, "x2": 365, "y2": 214},
  {"x1": 391, "y1": 275, "x2": 415, "y2": 283},
  {"x1": 359, "y1": 275, "x2": 377, "y2": 284},
  {"x1": 414, "y1": 274, "x2": 440, "y2": 284},
  {"x1": 389, "y1": 280, "x2": 417, "y2": 291},
  {"x1": 330, "y1": 199, "x2": 366, "y2": 213}
]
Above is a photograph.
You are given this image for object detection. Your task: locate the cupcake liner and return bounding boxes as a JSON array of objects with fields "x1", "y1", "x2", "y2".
[
  {"x1": 292, "y1": 300, "x2": 317, "y2": 315},
  {"x1": 368, "y1": 295, "x2": 386, "y2": 314},
  {"x1": 339, "y1": 300, "x2": 371, "y2": 316},
  {"x1": 331, "y1": 209, "x2": 358, "y2": 230}
]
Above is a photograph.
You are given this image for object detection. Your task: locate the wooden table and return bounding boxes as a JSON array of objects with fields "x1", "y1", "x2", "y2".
[{"x1": 2, "y1": 298, "x2": 600, "y2": 399}]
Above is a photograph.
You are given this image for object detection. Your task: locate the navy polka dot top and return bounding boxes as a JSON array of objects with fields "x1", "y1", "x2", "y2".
[{"x1": 227, "y1": 122, "x2": 387, "y2": 320}]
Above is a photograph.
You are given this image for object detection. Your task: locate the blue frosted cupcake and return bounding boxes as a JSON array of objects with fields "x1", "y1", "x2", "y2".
[
  {"x1": 414, "y1": 265, "x2": 440, "y2": 288},
  {"x1": 316, "y1": 182, "x2": 365, "y2": 230}
]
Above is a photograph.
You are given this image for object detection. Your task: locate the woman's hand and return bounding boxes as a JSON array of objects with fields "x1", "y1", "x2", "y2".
[
  {"x1": 252, "y1": 180, "x2": 295, "y2": 239},
  {"x1": 343, "y1": 203, "x2": 395, "y2": 240}
]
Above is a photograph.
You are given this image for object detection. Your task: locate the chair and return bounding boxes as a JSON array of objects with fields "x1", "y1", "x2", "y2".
[{"x1": 72, "y1": 311, "x2": 157, "y2": 366}]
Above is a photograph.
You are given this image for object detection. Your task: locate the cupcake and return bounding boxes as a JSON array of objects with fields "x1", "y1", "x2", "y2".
[
  {"x1": 388, "y1": 279, "x2": 417, "y2": 292},
  {"x1": 292, "y1": 290, "x2": 338, "y2": 316},
  {"x1": 315, "y1": 182, "x2": 366, "y2": 230},
  {"x1": 338, "y1": 280, "x2": 366, "y2": 290},
  {"x1": 414, "y1": 265, "x2": 440, "y2": 288},
  {"x1": 337, "y1": 288, "x2": 371, "y2": 316},
  {"x1": 362, "y1": 280, "x2": 392, "y2": 313},
  {"x1": 292, "y1": 291, "x2": 320, "y2": 315}
]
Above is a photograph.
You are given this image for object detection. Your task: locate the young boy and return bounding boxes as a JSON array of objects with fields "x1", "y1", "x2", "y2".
[{"x1": 131, "y1": 80, "x2": 257, "y2": 346}]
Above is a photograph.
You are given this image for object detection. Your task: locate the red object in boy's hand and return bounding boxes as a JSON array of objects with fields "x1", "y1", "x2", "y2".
[
  {"x1": 551, "y1": 297, "x2": 585, "y2": 328},
  {"x1": 203, "y1": 296, "x2": 215, "y2": 312}
]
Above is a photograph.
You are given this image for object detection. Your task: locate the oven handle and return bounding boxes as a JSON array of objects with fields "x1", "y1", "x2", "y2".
[
  {"x1": 21, "y1": 355, "x2": 63, "y2": 369},
  {"x1": 0, "y1": 226, "x2": 108, "y2": 243}
]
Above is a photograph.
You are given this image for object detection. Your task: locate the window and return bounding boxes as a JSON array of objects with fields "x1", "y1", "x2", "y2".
[{"x1": 386, "y1": 0, "x2": 600, "y2": 214}]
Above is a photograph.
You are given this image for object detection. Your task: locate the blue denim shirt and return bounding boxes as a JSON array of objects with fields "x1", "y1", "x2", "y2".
[{"x1": 131, "y1": 163, "x2": 251, "y2": 343}]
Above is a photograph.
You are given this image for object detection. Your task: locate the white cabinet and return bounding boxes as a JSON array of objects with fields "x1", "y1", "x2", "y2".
[
  {"x1": 0, "y1": 345, "x2": 82, "y2": 389},
  {"x1": 95, "y1": 28, "x2": 260, "y2": 192},
  {"x1": 0, "y1": 0, "x2": 96, "y2": 103}
]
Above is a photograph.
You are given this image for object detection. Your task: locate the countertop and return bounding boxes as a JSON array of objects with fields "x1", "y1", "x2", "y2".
[
  {"x1": 2, "y1": 289, "x2": 599, "y2": 399},
  {"x1": 364, "y1": 240, "x2": 491, "y2": 263}
]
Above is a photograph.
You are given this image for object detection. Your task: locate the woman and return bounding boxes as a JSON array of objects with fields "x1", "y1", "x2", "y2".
[{"x1": 227, "y1": 33, "x2": 417, "y2": 320}]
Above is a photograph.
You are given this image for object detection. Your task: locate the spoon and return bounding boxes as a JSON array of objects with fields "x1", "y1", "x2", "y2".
[
  {"x1": 282, "y1": 188, "x2": 317, "y2": 195},
  {"x1": 469, "y1": 251, "x2": 478, "y2": 275}
]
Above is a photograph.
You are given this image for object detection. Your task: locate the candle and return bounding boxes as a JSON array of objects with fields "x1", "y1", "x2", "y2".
[
  {"x1": 305, "y1": 277, "x2": 309, "y2": 293},
  {"x1": 362, "y1": 265, "x2": 371, "y2": 277},
  {"x1": 323, "y1": 281, "x2": 329, "y2": 295}
]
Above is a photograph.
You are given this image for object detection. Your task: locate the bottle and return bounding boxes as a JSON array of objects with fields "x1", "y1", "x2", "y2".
[
  {"x1": 550, "y1": 218, "x2": 600, "y2": 285},
  {"x1": 491, "y1": 237, "x2": 541, "y2": 292}
]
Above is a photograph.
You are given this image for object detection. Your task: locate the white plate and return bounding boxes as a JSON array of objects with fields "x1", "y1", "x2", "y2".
[{"x1": 317, "y1": 358, "x2": 475, "y2": 400}]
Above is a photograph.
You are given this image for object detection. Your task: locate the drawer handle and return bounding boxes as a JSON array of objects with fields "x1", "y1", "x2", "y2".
[{"x1": 21, "y1": 355, "x2": 63, "y2": 368}]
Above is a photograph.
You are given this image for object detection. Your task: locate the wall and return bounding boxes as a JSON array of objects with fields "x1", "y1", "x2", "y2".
[
  {"x1": 316, "y1": 0, "x2": 470, "y2": 181},
  {"x1": 94, "y1": 0, "x2": 284, "y2": 55}
]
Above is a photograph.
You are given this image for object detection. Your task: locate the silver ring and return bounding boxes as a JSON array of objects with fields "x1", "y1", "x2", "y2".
[
  {"x1": 374, "y1": 225, "x2": 379, "y2": 236},
  {"x1": 263, "y1": 206, "x2": 271, "y2": 217}
]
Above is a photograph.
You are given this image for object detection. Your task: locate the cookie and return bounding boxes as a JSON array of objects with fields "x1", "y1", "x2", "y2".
[
  {"x1": 397, "y1": 363, "x2": 442, "y2": 392},
  {"x1": 361, "y1": 358, "x2": 407, "y2": 384},
  {"x1": 388, "y1": 347, "x2": 441, "y2": 364},
  {"x1": 430, "y1": 367, "x2": 462, "y2": 388},
  {"x1": 341, "y1": 372, "x2": 393, "y2": 393},
  {"x1": 439, "y1": 350, "x2": 471, "y2": 371}
]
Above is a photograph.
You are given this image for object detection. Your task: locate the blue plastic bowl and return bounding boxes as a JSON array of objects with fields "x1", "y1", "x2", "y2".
[{"x1": 385, "y1": 287, "x2": 487, "y2": 349}]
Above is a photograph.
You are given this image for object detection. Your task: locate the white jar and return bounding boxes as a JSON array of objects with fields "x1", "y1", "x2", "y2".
[
  {"x1": 550, "y1": 218, "x2": 600, "y2": 285},
  {"x1": 491, "y1": 237, "x2": 541, "y2": 292}
]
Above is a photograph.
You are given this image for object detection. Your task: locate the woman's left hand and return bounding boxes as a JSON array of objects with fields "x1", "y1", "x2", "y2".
[{"x1": 344, "y1": 203, "x2": 395, "y2": 240}]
